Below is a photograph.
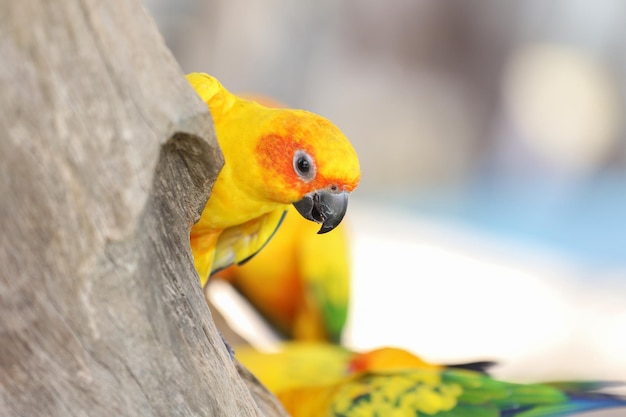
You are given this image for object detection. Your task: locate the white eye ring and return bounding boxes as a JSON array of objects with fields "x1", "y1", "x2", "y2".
[{"x1": 293, "y1": 150, "x2": 316, "y2": 181}]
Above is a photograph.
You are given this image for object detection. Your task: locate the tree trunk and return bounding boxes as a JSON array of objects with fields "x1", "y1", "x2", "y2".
[{"x1": 0, "y1": 0, "x2": 287, "y2": 416}]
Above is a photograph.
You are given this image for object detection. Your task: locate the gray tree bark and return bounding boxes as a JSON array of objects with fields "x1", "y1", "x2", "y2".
[{"x1": 0, "y1": 0, "x2": 287, "y2": 416}]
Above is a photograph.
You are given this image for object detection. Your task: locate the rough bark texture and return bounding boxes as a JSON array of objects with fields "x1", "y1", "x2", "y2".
[{"x1": 0, "y1": 0, "x2": 287, "y2": 416}]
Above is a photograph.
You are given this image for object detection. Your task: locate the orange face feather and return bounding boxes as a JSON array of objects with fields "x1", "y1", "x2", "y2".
[{"x1": 255, "y1": 114, "x2": 360, "y2": 202}]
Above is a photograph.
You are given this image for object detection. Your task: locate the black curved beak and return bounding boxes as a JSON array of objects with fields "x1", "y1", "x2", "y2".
[{"x1": 293, "y1": 189, "x2": 349, "y2": 234}]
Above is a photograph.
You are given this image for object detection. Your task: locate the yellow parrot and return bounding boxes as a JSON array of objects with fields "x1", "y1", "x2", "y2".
[
  {"x1": 209, "y1": 93, "x2": 352, "y2": 343},
  {"x1": 236, "y1": 343, "x2": 626, "y2": 417},
  {"x1": 186, "y1": 73, "x2": 360, "y2": 287}
]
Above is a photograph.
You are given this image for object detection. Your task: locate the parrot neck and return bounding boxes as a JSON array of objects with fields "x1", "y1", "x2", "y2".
[{"x1": 192, "y1": 163, "x2": 287, "y2": 233}]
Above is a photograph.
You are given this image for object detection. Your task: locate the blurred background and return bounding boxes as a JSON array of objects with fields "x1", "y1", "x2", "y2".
[{"x1": 145, "y1": 0, "x2": 626, "y2": 383}]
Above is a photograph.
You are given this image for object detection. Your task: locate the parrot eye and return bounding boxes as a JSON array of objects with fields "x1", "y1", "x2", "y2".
[{"x1": 293, "y1": 150, "x2": 316, "y2": 181}]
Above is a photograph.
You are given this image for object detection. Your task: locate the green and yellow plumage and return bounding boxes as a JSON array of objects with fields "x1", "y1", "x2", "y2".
[
  {"x1": 237, "y1": 343, "x2": 626, "y2": 417},
  {"x1": 282, "y1": 368, "x2": 624, "y2": 417}
]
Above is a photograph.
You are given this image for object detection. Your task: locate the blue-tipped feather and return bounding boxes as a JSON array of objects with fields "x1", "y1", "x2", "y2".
[{"x1": 509, "y1": 390, "x2": 626, "y2": 417}]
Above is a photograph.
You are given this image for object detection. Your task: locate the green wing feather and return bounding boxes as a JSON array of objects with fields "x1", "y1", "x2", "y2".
[
  {"x1": 298, "y1": 219, "x2": 351, "y2": 343},
  {"x1": 321, "y1": 368, "x2": 626, "y2": 417}
]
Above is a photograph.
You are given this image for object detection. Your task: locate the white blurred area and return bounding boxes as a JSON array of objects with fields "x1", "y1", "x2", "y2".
[
  {"x1": 345, "y1": 203, "x2": 626, "y2": 384},
  {"x1": 146, "y1": 0, "x2": 626, "y2": 385}
]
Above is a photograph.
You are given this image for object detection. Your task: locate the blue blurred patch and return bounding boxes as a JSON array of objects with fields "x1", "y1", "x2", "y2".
[{"x1": 395, "y1": 175, "x2": 626, "y2": 268}]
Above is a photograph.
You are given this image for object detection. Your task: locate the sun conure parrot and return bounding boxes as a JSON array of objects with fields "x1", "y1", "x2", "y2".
[
  {"x1": 236, "y1": 343, "x2": 626, "y2": 417},
  {"x1": 209, "y1": 93, "x2": 352, "y2": 344},
  {"x1": 185, "y1": 73, "x2": 360, "y2": 287}
]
